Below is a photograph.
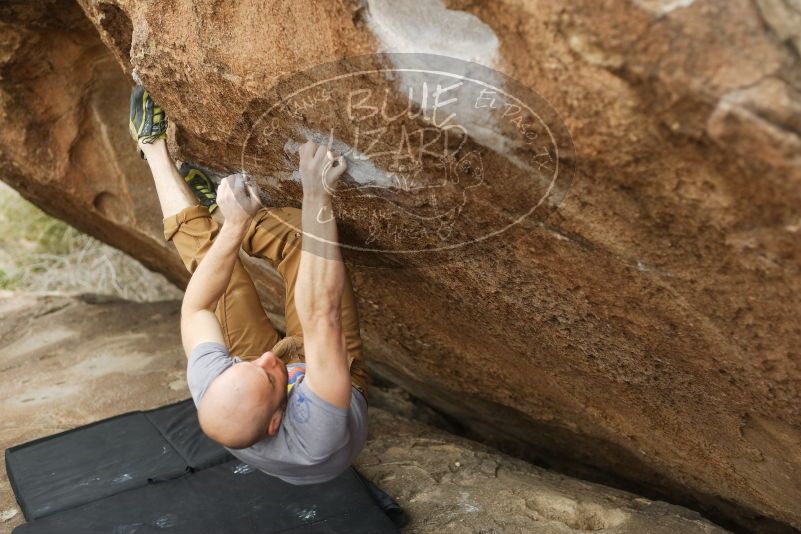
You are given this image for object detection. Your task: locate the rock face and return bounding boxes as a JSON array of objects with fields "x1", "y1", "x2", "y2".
[
  {"x1": 0, "y1": 1, "x2": 187, "y2": 287},
  {"x1": 363, "y1": 401, "x2": 731, "y2": 534},
  {"x1": 1, "y1": 0, "x2": 801, "y2": 531},
  {"x1": 0, "y1": 291, "x2": 728, "y2": 533}
]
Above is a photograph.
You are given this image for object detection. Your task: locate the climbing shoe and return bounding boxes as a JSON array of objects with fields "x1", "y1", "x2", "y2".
[
  {"x1": 180, "y1": 162, "x2": 218, "y2": 213},
  {"x1": 129, "y1": 85, "x2": 167, "y2": 145}
]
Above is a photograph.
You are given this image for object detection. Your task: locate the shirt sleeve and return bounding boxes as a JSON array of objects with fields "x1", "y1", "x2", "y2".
[
  {"x1": 283, "y1": 380, "x2": 350, "y2": 461},
  {"x1": 186, "y1": 342, "x2": 236, "y2": 406}
]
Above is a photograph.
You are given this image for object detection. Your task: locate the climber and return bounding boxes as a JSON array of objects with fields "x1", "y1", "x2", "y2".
[{"x1": 128, "y1": 86, "x2": 369, "y2": 485}]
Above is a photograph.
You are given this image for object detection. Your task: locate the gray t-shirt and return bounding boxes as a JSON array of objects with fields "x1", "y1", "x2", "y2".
[{"x1": 186, "y1": 342, "x2": 368, "y2": 485}]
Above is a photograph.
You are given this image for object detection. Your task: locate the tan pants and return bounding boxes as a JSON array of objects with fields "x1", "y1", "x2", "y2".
[{"x1": 163, "y1": 205, "x2": 369, "y2": 397}]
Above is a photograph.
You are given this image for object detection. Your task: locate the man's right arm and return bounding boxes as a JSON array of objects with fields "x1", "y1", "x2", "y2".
[
  {"x1": 180, "y1": 174, "x2": 262, "y2": 357},
  {"x1": 294, "y1": 141, "x2": 352, "y2": 409}
]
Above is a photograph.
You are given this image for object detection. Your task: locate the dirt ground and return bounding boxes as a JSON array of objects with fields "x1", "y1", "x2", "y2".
[{"x1": 0, "y1": 291, "x2": 728, "y2": 533}]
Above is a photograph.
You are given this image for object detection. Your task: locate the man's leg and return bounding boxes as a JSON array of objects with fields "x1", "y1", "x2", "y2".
[
  {"x1": 141, "y1": 139, "x2": 280, "y2": 360},
  {"x1": 241, "y1": 208, "x2": 369, "y2": 397}
]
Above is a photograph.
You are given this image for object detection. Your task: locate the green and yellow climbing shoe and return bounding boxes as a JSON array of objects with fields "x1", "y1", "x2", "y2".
[
  {"x1": 129, "y1": 85, "x2": 167, "y2": 144},
  {"x1": 180, "y1": 162, "x2": 218, "y2": 213}
]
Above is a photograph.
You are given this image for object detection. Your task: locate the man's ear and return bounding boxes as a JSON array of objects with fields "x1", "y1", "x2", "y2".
[{"x1": 267, "y1": 410, "x2": 283, "y2": 436}]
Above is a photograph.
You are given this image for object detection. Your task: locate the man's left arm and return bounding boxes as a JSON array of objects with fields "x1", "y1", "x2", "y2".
[{"x1": 180, "y1": 175, "x2": 262, "y2": 357}]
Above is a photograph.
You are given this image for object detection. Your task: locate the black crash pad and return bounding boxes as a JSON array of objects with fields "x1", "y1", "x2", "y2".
[
  {"x1": 143, "y1": 399, "x2": 233, "y2": 471},
  {"x1": 5, "y1": 400, "x2": 402, "y2": 533},
  {"x1": 12, "y1": 462, "x2": 396, "y2": 534}
]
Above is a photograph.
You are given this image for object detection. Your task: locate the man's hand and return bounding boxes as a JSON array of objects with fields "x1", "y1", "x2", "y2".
[
  {"x1": 299, "y1": 141, "x2": 347, "y2": 198},
  {"x1": 217, "y1": 173, "x2": 263, "y2": 227}
]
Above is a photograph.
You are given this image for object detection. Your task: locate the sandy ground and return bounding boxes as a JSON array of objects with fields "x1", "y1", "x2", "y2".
[{"x1": 0, "y1": 292, "x2": 728, "y2": 533}]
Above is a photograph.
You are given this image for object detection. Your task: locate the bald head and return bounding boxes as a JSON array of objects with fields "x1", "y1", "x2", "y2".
[{"x1": 198, "y1": 361, "x2": 282, "y2": 449}]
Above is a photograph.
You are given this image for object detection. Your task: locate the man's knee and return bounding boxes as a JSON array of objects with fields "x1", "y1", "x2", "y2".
[
  {"x1": 162, "y1": 205, "x2": 216, "y2": 242},
  {"x1": 266, "y1": 207, "x2": 302, "y2": 234},
  {"x1": 248, "y1": 207, "x2": 302, "y2": 260},
  {"x1": 162, "y1": 205, "x2": 218, "y2": 273}
]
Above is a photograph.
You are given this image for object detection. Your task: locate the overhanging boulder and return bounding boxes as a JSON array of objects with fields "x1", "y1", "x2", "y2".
[{"x1": 1, "y1": 1, "x2": 800, "y2": 531}]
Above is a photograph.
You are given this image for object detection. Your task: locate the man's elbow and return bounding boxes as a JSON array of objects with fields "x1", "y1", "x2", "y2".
[
  {"x1": 179, "y1": 307, "x2": 195, "y2": 332},
  {"x1": 181, "y1": 296, "x2": 214, "y2": 317},
  {"x1": 180, "y1": 301, "x2": 197, "y2": 319}
]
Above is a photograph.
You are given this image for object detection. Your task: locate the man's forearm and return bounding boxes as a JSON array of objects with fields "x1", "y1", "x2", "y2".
[
  {"x1": 296, "y1": 194, "x2": 345, "y2": 323},
  {"x1": 293, "y1": 143, "x2": 352, "y2": 407},
  {"x1": 182, "y1": 222, "x2": 248, "y2": 314}
]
